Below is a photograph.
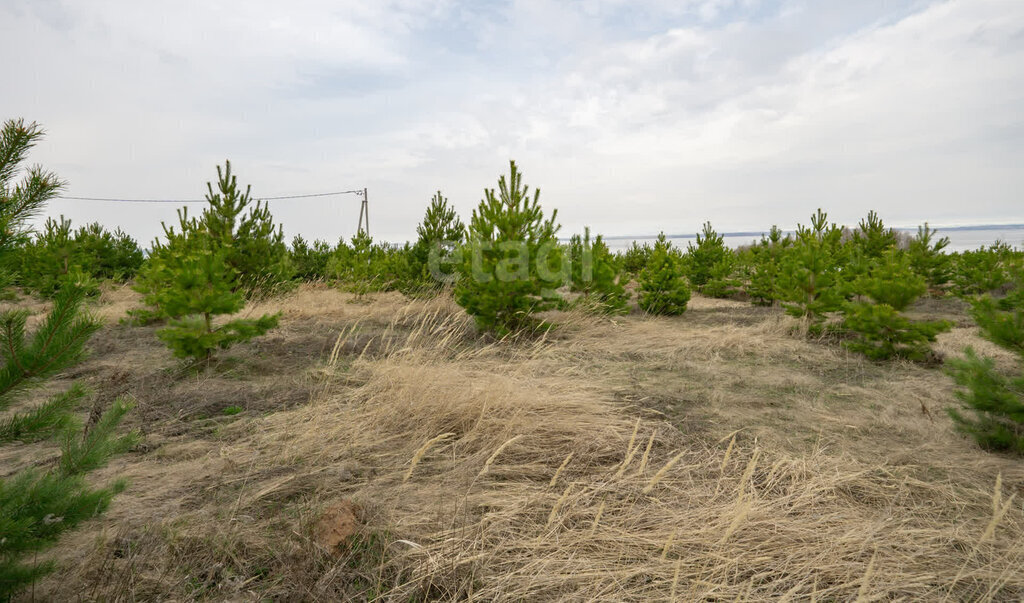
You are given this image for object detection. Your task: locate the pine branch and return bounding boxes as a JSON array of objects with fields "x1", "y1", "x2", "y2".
[
  {"x1": 59, "y1": 397, "x2": 137, "y2": 477},
  {"x1": 0, "y1": 385, "x2": 84, "y2": 445}
]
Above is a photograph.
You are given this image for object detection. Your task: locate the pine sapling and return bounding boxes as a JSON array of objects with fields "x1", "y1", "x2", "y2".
[
  {"x1": 684, "y1": 222, "x2": 728, "y2": 291},
  {"x1": 413, "y1": 191, "x2": 465, "y2": 287},
  {"x1": 841, "y1": 249, "x2": 951, "y2": 361},
  {"x1": 154, "y1": 235, "x2": 280, "y2": 362},
  {"x1": 908, "y1": 223, "x2": 951, "y2": 291},
  {"x1": 0, "y1": 119, "x2": 135, "y2": 597},
  {"x1": 637, "y1": 233, "x2": 690, "y2": 316},
  {"x1": 455, "y1": 161, "x2": 562, "y2": 336},
  {"x1": 777, "y1": 209, "x2": 846, "y2": 333},
  {"x1": 745, "y1": 225, "x2": 791, "y2": 306},
  {"x1": 569, "y1": 228, "x2": 629, "y2": 314},
  {"x1": 947, "y1": 261, "x2": 1024, "y2": 453}
]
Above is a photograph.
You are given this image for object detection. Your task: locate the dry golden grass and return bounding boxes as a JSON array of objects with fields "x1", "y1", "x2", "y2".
[{"x1": 16, "y1": 286, "x2": 1024, "y2": 601}]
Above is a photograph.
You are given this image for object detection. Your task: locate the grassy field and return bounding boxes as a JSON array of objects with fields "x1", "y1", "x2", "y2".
[{"x1": 8, "y1": 284, "x2": 1024, "y2": 601}]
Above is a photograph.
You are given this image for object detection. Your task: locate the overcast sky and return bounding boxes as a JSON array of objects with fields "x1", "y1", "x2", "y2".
[{"x1": 2, "y1": 0, "x2": 1022, "y2": 245}]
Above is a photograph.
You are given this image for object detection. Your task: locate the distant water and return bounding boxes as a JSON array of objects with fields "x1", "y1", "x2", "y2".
[{"x1": 600, "y1": 225, "x2": 1024, "y2": 254}]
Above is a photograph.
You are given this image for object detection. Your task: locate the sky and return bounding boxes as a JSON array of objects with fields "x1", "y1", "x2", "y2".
[{"x1": 2, "y1": 0, "x2": 1022, "y2": 245}]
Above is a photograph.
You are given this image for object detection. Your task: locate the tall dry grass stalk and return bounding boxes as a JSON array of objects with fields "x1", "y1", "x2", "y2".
[
  {"x1": 404, "y1": 432, "x2": 455, "y2": 483},
  {"x1": 549, "y1": 452, "x2": 574, "y2": 488},
  {"x1": 479, "y1": 435, "x2": 523, "y2": 476}
]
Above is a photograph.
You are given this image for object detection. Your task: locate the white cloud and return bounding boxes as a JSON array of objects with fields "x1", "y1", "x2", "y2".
[{"x1": 1, "y1": 0, "x2": 1021, "y2": 245}]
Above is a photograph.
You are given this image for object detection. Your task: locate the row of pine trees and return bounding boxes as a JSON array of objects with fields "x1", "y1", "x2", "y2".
[{"x1": 2, "y1": 118, "x2": 1023, "y2": 596}]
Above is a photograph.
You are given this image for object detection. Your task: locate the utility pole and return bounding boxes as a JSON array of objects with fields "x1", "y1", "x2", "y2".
[{"x1": 356, "y1": 187, "x2": 369, "y2": 237}]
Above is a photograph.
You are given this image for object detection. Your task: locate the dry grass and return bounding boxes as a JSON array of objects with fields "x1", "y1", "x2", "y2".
[{"x1": 14, "y1": 285, "x2": 1024, "y2": 601}]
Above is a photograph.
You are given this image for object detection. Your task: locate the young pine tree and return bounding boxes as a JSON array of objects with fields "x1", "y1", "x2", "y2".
[
  {"x1": 746, "y1": 225, "x2": 791, "y2": 306},
  {"x1": 619, "y1": 241, "x2": 652, "y2": 277},
  {"x1": 843, "y1": 210, "x2": 899, "y2": 290},
  {"x1": 951, "y1": 243, "x2": 1016, "y2": 297},
  {"x1": 907, "y1": 223, "x2": 951, "y2": 291},
  {"x1": 455, "y1": 161, "x2": 562, "y2": 336},
  {"x1": 684, "y1": 222, "x2": 729, "y2": 291},
  {"x1": 16, "y1": 217, "x2": 142, "y2": 297},
  {"x1": 947, "y1": 262, "x2": 1024, "y2": 453},
  {"x1": 637, "y1": 233, "x2": 690, "y2": 315},
  {"x1": 777, "y1": 209, "x2": 846, "y2": 332},
  {"x1": 289, "y1": 235, "x2": 333, "y2": 281},
  {"x1": 568, "y1": 227, "x2": 629, "y2": 315},
  {"x1": 152, "y1": 227, "x2": 280, "y2": 362},
  {"x1": 702, "y1": 252, "x2": 741, "y2": 299},
  {"x1": 841, "y1": 249, "x2": 952, "y2": 361},
  {"x1": 851, "y1": 210, "x2": 898, "y2": 260},
  {"x1": 413, "y1": 191, "x2": 465, "y2": 287},
  {"x1": 0, "y1": 118, "x2": 135, "y2": 598},
  {"x1": 328, "y1": 230, "x2": 382, "y2": 298},
  {"x1": 200, "y1": 160, "x2": 292, "y2": 294}
]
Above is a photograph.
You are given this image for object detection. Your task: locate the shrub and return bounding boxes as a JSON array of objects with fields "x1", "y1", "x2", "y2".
[
  {"x1": 637, "y1": 233, "x2": 690, "y2": 315},
  {"x1": 841, "y1": 250, "x2": 952, "y2": 361},
  {"x1": 568, "y1": 227, "x2": 629, "y2": 315},
  {"x1": 0, "y1": 118, "x2": 135, "y2": 598},
  {"x1": 455, "y1": 160, "x2": 562, "y2": 336},
  {"x1": 777, "y1": 209, "x2": 846, "y2": 332},
  {"x1": 947, "y1": 261, "x2": 1024, "y2": 453}
]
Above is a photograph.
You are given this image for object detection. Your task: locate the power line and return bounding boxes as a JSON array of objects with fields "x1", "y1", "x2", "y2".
[{"x1": 55, "y1": 189, "x2": 365, "y2": 203}]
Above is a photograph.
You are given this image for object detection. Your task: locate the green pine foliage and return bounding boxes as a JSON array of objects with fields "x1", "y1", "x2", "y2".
[
  {"x1": 701, "y1": 251, "x2": 741, "y2": 299},
  {"x1": 289, "y1": 235, "x2": 333, "y2": 281},
  {"x1": 0, "y1": 120, "x2": 63, "y2": 256},
  {"x1": 951, "y1": 243, "x2": 1018, "y2": 297},
  {"x1": 455, "y1": 160, "x2": 562, "y2": 336},
  {"x1": 151, "y1": 230, "x2": 280, "y2": 362},
  {"x1": 412, "y1": 191, "x2": 465, "y2": 287},
  {"x1": 568, "y1": 227, "x2": 629, "y2": 315},
  {"x1": 777, "y1": 209, "x2": 846, "y2": 331},
  {"x1": 328, "y1": 231, "x2": 384, "y2": 297},
  {"x1": 841, "y1": 250, "x2": 952, "y2": 361},
  {"x1": 851, "y1": 210, "x2": 898, "y2": 260},
  {"x1": 0, "y1": 119, "x2": 134, "y2": 598},
  {"x1": 325, "y1": 232, "x2": 422, "y2": 297},
  {"x1": 618, "y1": 241, "x2": 652, "y2": 277},
  {"x1": 129, "y1": 208, "x2": 205, "y2": 324},
  {"x1": 907, "y1": 223, "x2": 952, "y2": 290},
  {"x1": 200, "y1": 161, "x2": 293, "y2": 295},
  {"x1": 133, "y1": 162, "x2": 292, "y2": 323},
  {"x1": 637, "y1": 233, "x2": 690, "y2": 315},
  {"x1": 16, "y1": 216, "x2": 143, "y2": 297},
  {"x1": 842, "y1": 210, "x2": 899, "y2": 293},
  {"x1": 684, "y1": 222, "x2": 729, "y2": 291},
  {"x1": 947, "y1": 261, "x2": 1024, "y2": 453},
  {"x1": 745, "y1": 225, "x2": 791, "y2": 306}
]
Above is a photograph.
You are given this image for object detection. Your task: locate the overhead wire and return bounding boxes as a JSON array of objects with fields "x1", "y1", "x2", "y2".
[{"x1": 55, "y1": 189, "x2": 365, "y2": 203}]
